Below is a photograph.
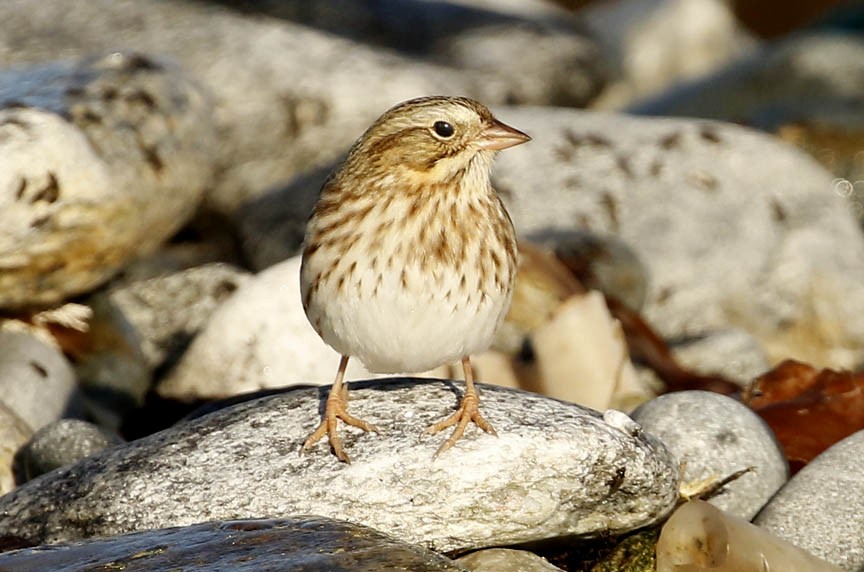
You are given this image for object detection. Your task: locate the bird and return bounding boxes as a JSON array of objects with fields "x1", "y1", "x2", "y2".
[{"x1": 299, "y1": 95, "x2": 530, "y2": 462}]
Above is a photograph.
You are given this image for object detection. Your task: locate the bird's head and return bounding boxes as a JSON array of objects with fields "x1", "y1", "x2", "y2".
[{"x1": 343, "y1": 96, "x2": 530, "y2": 188}]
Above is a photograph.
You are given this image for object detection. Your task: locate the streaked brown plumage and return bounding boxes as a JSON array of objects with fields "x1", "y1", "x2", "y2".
[{"x1": 300, "y1": 96, "x2": 529, "y2": 462}]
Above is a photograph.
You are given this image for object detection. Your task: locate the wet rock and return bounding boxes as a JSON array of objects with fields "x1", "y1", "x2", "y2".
[
  {"x1": 19, "y1": 419, "x2": 123, "y2": 481},
  {"x1": 755, "y1": 429, "x2": 864, "y2": 570},
  {"x1": 0, "y1": 330, "x2": 82, "y2": 430},
  {"x1": 491, "y1": 107, "x2": 864, "y2": 368},
  {"x1": 0, "y1": 401, "x2": 32, "y2": 495},
  {"x1": 156, "y1": 256, "x2": 382, "y2": 401},
  {"x1": 0, "y1": 52, "x2": 216, "y2": 308},
  {"x1": 457, "y1": 548, "x2": 564, "y2": 571},
  {"x1": 0, "y1": 517, "x2": 467, "y2": 571},
  {"x1": 0, "y1": 381, "x2": 679, "y2": 552},
  {"x1": 632, "y1": 391, "x2": 788, "y2": 520}
]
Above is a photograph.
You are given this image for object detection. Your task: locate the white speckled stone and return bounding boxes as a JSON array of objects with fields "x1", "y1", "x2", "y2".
[{"x1": 0, "y1": 381, "x2": 679, "y2": 552}]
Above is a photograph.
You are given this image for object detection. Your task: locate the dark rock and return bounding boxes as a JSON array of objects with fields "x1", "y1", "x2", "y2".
[{"x1": 0, "y1": 517, "x2": 467, "y2": 571}]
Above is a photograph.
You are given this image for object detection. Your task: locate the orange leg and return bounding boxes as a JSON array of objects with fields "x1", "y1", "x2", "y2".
[
  {"x1": 425, "y1": 356, "x2": 497, "y2": 457},
  {"x1": 301, "y1": 355, "x2": 380, "y2": 463}
]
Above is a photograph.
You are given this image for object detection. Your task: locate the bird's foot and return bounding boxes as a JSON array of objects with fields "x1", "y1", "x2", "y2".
[
  {"x1": 301, "y1": 389, "x2": 381, "y2": 463},
  {"x1": 425, "y1": 389, "x2": 497, "y2": 458}
]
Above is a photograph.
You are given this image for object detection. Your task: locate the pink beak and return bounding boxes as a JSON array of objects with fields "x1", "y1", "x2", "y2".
[{"x1": 477, "y1": 119, "x2": 531, "y2": 151}]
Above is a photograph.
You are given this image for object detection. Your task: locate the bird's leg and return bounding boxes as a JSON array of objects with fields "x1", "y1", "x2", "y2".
[
  {"x1": 425, "y1": 356, "x2": 497, "y2": 457},
  {"x1": 301, "y1": 355, "x2": 380, "y2": 463}
]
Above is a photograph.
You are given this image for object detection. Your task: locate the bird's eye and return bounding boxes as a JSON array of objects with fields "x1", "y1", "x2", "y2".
[{"x1": 433, "y1": 121, "x2": 455, "y2": 138}]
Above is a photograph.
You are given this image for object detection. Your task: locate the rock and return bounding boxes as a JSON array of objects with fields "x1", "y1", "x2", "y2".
[
  {"x1": 0, "y1": 330, "x2": 82, "y2": 431},
  {"x1": 631, "y1": 391, "x2": 788, "y2": 520},
  {"x1": 0, "y1": 401, "x2": 32, "y2": 495},
  {"x1": 19, "y1": 419, "x2": 123, "y2": 481},
  {"x1": 670, "y1": 329, "x2": 770, "y2": 386},
  {"x1": 94, "y1": 263, "x2": 250, "y2": 370},
  {"x1": 490, "y1": 107, "x2": 864, "y2": 368},
  {"x1": 156, "y1": 256, "x2": 384, "y2": 400},
  {"x1": 0, "y1": 517, "x2": 467, "y2": 571},
  {"x1": 0, "y1": 52, "x2": 216, "y2": 308},
  {"x1": 542, "y1": 229, "x2": 649, "y2": 311},
  {"x1": 0, "y1": 381, "x2": 680, "y2": 551},
  {"x1": 755, "y1": 429, "x2": 864, "y2": 570},
  {"x1": 457, "y1": 548, "x2": 564, "y2": 571},
  {"x1": 71, "y1": 295, "x2": 152, "y2": 431},
  {"x1": 242, "y1": 0, "x2": 606, "y2": 107},
  {"x1": 631, "y1": 33, "x2": 864, "y2": 203},
  {"x1": 0, "y1": 0, "x2": 598, "y2": 217},
  {"x1": 580, "y1": 0, "x2": 756, "y2": 108}
]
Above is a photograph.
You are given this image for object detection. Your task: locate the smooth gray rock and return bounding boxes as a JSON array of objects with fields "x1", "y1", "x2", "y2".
[
  {"x1": 20, "y1": 419, "x2": 123, "y2": 481},
  {"x1": 490, "y1": 107, "x2": 864, "y2": 369},
  {"x1": 631, "y1": 391, "x2": 788, "y2": 520},
  {"x1": 0, "y1": 517, "x2": 467, "y2": 572},
  {"x1": 0, "y1": 52, "x2": 216, "y2": 308},
  {"x1": 457, "y1": 548, "x2": 564, "y2": 571},
  {"x1": 755, "y1": 429, "x2": 864, "y2": 571},
  {"x1": 0, "y1": 400, "x2": 32, "y2": 495},
  {"x1": 0, "y1": 380, "x2": 679, "y2": 552},
  {"x1": 95, "y1": 263, "x2": 250, "y2": 369},
  {"x1": 0, "y1": 331, "x2": 81, "y2": 430}
]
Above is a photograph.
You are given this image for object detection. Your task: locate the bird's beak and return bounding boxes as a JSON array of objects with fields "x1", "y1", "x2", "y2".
[{"x1": 477, "y1": 119, "x2": 531, "y2": 151}]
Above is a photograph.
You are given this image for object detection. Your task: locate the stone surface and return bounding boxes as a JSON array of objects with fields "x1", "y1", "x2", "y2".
[
  {"x1": 0, "y1": 330, "x2": 82, "y2": 431},
  {"x1": 543, "y1": 229, "x2": 649, "y2": 311},
  {"x1": 490, "y1": 107, "x2": 864, "y2": 369},
  {"x1": 0, "y1": 400, "x2": 32, "y2": 495},
  {"x1": 0, "y1": 0, "x2": 598, "y2": 217},
  {"x1": 156, "y1": 256, "x2": 383, "y2": 400},
  {"x1": 632, "y1": 391, "x2": 788, "y2": 520},
  {"x1": 19, "y1": 419, "x2": 123, "y2": 481},
  {"x1": 236, "y1": 0, "x2": 605, "y2": 107},
  {"x1": 96, "y1": 263, "x2": 250, "y2": 369},
  {"x1": 457, "y1": 548, "x2": 564, "y2": 571},
  {"x1": 0, "y1": 52, "x2": 216, "y2": 308},
  {"x1": 581, "y1": 0, "x2": 755, "y2": 108},
  {"x1": 0, "y1": 381, "x2": 680, "y2": 552},
  {"x1": 0, "y1": 517, "x2": 467, "y2": 571},
  {"x1": 670, "y1": 328, "x2": 770, "y2": 386},
  {"x1": 755, "y1": 429, "x2": 864, "y2": 571},
  {"x1": 71, "y1": 294, "x2": 152, "y2": 431},
  {"x1": 631, "y1": 32, "x2": 864, "y2": 215},
  {"x1": 631, "y1": 33, "x2": 864, "y2": 132}
]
